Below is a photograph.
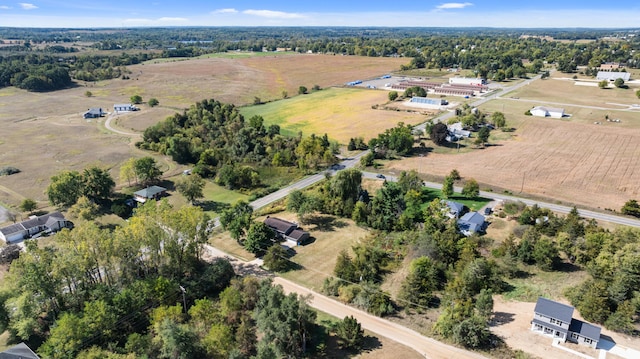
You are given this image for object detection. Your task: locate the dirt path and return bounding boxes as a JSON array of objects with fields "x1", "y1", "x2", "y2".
[{"x1": 203, "y1": 245, "x2": 485, "y2": 359}]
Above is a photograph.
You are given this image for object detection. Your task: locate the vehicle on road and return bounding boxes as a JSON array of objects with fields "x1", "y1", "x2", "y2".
[{"x1": 376, "y1": 174, "x2": 385, "y2": 179}]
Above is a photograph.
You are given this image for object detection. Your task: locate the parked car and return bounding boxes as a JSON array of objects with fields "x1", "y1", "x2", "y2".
[
  {"x1": 484, "y1": 207, "x2": 493, "y2": 215},
  {"x1": 376, "y1": 174, "x2": 386, "y2": 179}
]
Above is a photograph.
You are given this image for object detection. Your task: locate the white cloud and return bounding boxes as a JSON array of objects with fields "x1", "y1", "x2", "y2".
[
  {"x1": 157, "y1": 17, "x2": 188, "y2": 22},
  {"x1": 436, "y1": 2, "x2": 473, "y2": 10},
  {"x1": 212, "y1": 8, "x2": 237, "y2": 14},
  {"x1": 0, "y1": 5, "x2": 11, "y2": 9},
  {"x1": 19, "y1": 3, "x2": 37, "y2": 10},
  {"x1": 243, "y1": 9, "x2": 305, "y2": 19}
]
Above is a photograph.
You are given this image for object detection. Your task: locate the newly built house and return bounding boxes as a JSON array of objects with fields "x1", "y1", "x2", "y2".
[
  {"x1": 264, "y1": 216, "x2": 310, "y2": 246},
  {"x1": 0, "y1": 212, "x2": 73, "y2": 243},
  {"x1": 531, "y1": 297, "x2": 601, "y2": 349},
  {"x1": 530, "y1": 106, "x2": 565, "y2": 119}
]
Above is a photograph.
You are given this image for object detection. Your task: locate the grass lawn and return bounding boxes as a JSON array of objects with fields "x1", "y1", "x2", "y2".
[
  {"x1": 502, "y1": 264, "x2": 589, "y2": 302},
  {"x1": 419, "y1": 186, "x2": 492, "y2": 212},
  {"x1": 274, "y1": 212, "x2": 370, "y2": 292},
  {"x1": 239, "y1": 87, "x2": 426, "y2": 144}
]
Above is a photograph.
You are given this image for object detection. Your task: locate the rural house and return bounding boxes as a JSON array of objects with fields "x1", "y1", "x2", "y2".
[
  {"x1": 457, "y1": 211, "x2": 486, "y2": 236},
  {"x1": 0, "y1": 212, "x2": 73, "y2": 243},
  {"x1": 530, "y1": 106, "x2": 565, "y2": 119},
  {"x1": 531, "y1": 297, "x2": 601, "y2": 349},
  {"x1": 133, "y1": 186, "x2": 167, "y2": 203},
  {"x1": 0, "y1": 342, "x2": 40, "y2": 359},
  {"x1": 113, "y1": 103, "x2": 138, "y2": 112},
  {"x1": 264, "y1": 216, "x2": 310, "y2": 246},
  {"x1": 83, "y1": 107, "x2": 104, "y2": 119},
  {"x1": 445, "y1": 201, "x2": 465, "y2": 219}
]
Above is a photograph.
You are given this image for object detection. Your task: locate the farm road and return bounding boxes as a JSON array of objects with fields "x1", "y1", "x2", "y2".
[
  {"x1": 104, "y1": 112, "x2": 141, "y2": 137},
  {"x1": 202, "y1": 244, "x2": 487, "y2": 359}
]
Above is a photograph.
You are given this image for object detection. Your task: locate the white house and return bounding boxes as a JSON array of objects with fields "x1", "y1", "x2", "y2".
[
  {"x1": 531, "y1": 297, "x2": 601, "y2": 349},
  {"x1": 0, "y1": 212, "x2": 73, "y2": 243},
  {"x1": 530, "y1": 106, "x2": 564, "y2": 119},
  {"x1": 114, "y1": 104, "x2": 138, "y2": 112}
]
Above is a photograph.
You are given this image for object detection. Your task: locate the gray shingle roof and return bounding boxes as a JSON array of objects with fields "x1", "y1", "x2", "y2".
[
  {"x1": 264, "y1": 217, "x2": 297, "y2": 236},
  {"x1": 569, "y1": 319, "x2": 601, "y2": 341},
  {"x1": 134, "y1": 186, "x2": 167, "y2": 198},
  {"x1": 534, "y1": 297, "x2": 574, "y2": 324},
  {"x1": 0, "y1": 342, "x2": 40, "y2": 359}
]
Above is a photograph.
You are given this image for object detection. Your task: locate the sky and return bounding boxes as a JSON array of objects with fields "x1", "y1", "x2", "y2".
[{"x1": 0, "y1": 1, "x2": 640, "y2": 28}]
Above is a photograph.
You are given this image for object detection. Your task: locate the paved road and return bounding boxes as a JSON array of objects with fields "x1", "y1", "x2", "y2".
[
  {"x1": 362, "y1": 171, "x2": 640, "y2": 228},
  {"x1": 249, "y1": 152, "x2": 368, "y2": 210}
]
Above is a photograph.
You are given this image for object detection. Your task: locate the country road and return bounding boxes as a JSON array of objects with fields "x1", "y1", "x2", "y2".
[
  {"x1": 202, "y1": 244, "x2": 487, "y2": 359},
  {"x1": 104, "y1": 112, "x2": 141, "y2": 137},
  {"x1": 361, "y1": 171, "x2": 640, "y2": 228}
]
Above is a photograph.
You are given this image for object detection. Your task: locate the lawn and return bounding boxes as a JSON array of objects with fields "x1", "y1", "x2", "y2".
[{"x1": 239, "y1": 87, "x2": 427, "y2": 144}]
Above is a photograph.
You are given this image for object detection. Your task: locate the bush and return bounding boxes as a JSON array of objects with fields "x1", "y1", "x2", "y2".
[
  {"x1": 0, "y1": 166, "x2": 20, "y2": 176},
  {"x1": 148, "y1": 98, "x2": 159, "y2": 107},
  {"x1": 524, "y1": 110, "x2": 532, "y2": 116}
]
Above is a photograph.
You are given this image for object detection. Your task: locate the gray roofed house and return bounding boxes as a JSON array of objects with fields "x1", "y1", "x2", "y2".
[
  {"x1": 445, "y1": 201, "x2": 465, "y2": 218},
  {"x1": 0, "y1": 342, "x2": 40, "y2": 359},
  {"x1": 0, "y1": 212, "x2": 73, "y2": 243},
  {"x1": 264, "y1": 216, "x2": 310, "y2": 246},
  {"x1": 457, "y1": 211, "x2": 486, "y2": 236},
  {"x1": 531, "y1": 297, "x2": 601, "y2": 349},
  {"x1": 133, "y1": 185, "x2": 167, "y2": 203},
  {"x1": 83, "y1": 107, "x2": 104, "y2": 119}
]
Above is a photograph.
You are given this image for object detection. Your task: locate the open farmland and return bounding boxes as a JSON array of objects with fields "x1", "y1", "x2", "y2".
[
  {"x1": 385, "y1": 71, "x2": 640, "y2": 211},
  {"x1": 240, "y1": 87, "x2": 430, "y2": 143},
  {"x1": 0, "y1": 54, "x2": 407, "y2": 208}
]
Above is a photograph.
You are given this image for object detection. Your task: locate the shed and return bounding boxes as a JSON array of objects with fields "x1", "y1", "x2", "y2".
[
  {"x1": 531, "y1": 106, "x2": 564, "y2": 119},
  {"x1": 114, "y1": 103, "x2": 137, "y2": 112}
]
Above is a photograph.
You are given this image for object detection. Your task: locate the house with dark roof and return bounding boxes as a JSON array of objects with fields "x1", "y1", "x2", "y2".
[
  {"x1": 264, "y1": 216, "x2": 310, "y2": 246},
  {"x1": 531, "y1": 297, "x2": 601, "y2": 349},
  {"x1": 445, "y1": 201, "x2": 465, "y2": 219},
  {"x1": 133, "y1": 185, "x2": 167, "y2": 203},
  {"x1": 457, "y1": 211, "x2": 486, "y2": 236},
  {"x1": 0, "y1": 212, "x2": 73, "y2": 243},
  {"x1": 0, "y1": 342, "x2": 40, "y2": 359},
  {"x1": 83, "y1": 107, "x2": 104, "y2": 119}
]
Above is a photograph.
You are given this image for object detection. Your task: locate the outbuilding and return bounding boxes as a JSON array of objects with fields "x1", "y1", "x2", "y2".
[
  {"x1": 114, "y1": 103, "x2": 138, "y2": 112},
  {"x1": 530, "y1": 106, "x2": 565, "y2": 119}
]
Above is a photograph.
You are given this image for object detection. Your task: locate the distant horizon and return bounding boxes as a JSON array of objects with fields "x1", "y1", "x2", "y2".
[{"x1": 1, "y1": 1, "x2": 640, "y2": 28}]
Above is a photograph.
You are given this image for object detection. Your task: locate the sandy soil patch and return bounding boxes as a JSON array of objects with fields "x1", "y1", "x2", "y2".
[{"x1": 491, "y1": 296, "x2": 640, "y2": 359}]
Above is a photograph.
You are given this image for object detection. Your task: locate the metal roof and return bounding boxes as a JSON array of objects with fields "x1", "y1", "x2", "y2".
[
  {"x1": 534, "y1": 297, "x2": 574, "y2": 324},
  {"x1": 134, "y1": 186, "x2": 167, "y2": 198}
]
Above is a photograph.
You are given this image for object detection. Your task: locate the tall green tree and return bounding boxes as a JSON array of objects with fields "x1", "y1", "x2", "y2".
[
  {"x1": 244, "y1": 222, "x2": 274, "y2": 256},
  {"x1": 336, "y1": 316, "x2": 364, "y2": 349},
  {"x1": 175, "y1": 174, "x2": 205, "y2": 204},
  {"x1": 46, "y1": 170, "x2": 83, "y2": 207},
  {"x1": 81, "y1": 166, "x2": 115, "y2": 204},
  {"x1": 442, "y1": 176, "x2": 454, "y2": 199},
  {"x1": 19, "y1": 198, "x2": 37, "y2": 214},
  {"x1": 220, "y1": 201, "x2": 253, "y2": 242},
  {"x1": 134, "y1": 157, "x2": 162, "y2": 186},
  {"x1": 462, "y1": 178, "x2": 480, "y2": 198},
  {"x1": 399, "y1": 256, "x2": 439, "y2": 308}
]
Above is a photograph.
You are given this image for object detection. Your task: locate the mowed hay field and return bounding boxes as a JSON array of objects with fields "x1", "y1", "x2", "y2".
[
  {"x1": 388, "y1": 77, "x2": 640, "y2": 210},
  {"x1": 0, "y1": 54, "x2": 406, "y2": 207},
  {"x1": 240, "y1": 87, "x2": 428, "y2": 144}
]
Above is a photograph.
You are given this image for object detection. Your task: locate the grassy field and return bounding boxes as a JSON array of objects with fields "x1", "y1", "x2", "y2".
[
  {"x1": 240, "y1": 87, "x2": 427, "y2": 143},
  {"x1": 0, "y1": 54, "x2": 406, "y2": 209},
  {"x1": 387, "y1": 73, "x2": 640, "y2": 211}
]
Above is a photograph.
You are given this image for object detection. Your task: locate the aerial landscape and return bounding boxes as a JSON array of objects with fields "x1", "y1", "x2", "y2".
[{"x1": 1, "y1": 1, "x2": 640, "y2": 359}]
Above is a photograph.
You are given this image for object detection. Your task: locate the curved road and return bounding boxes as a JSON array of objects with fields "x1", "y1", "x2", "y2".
[{"x1": 104, "y1": 112, "x2": 140, "y2": 137}]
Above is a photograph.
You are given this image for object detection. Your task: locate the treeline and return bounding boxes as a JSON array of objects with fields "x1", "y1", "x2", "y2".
[
  {"x1": 0, "y1": 52, "x2": 154, "y2": 91},
  {"x1": 0, "y1": 55, "x2": 71, "y2": 91},
  {"x1": 139, "y1": 99, "x2": 337, "y2": 189},
  {"x1": 0, "y1": 201, "x2": 327, "y2": 358}
]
